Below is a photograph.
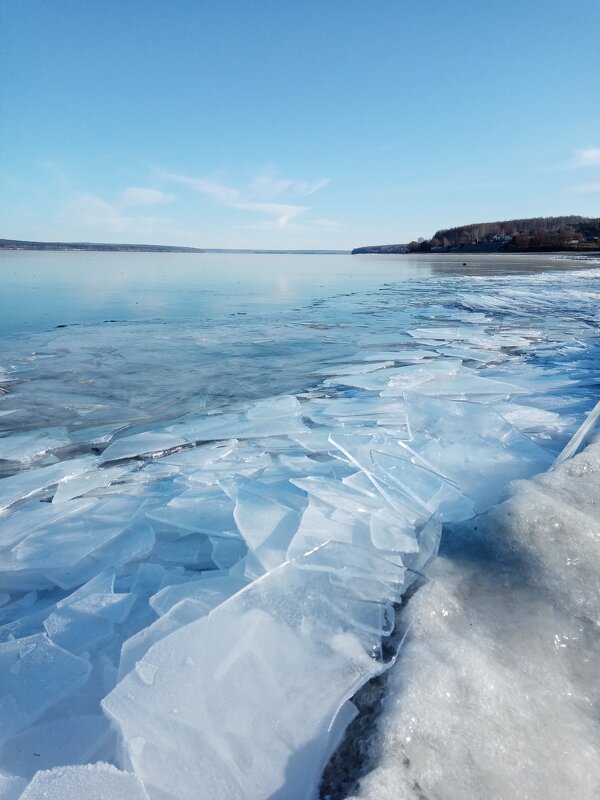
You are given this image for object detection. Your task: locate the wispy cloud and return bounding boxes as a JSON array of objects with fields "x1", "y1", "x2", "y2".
[
  {"x1": 160, "y1": 168, "x2": 334, "y2": 230},
  {"x1": 249, "y1": 173, "x2": 330, "y2": 198},
  {"x1": 310, "y1": 217, "x2": 346, "y2": 229},
  {"x1": 57, "y1": 190, "x2": 202, "y2": 246},
  {"x1": 235, "y1": 202, "x2": 309, "y2": 228},
  {"x1": 570, "y1": 181, "x2": 600, "y2": 194},
  {"x1": 160, "y1": 172, "x2": 241, "y2": 205},
  {"x1": 118, "y1": 187, "x2": 175, "y2": 206},
  {"x1": 61, "y1": 192, "x2": 171, "y2": 238},
  {"x1": 569, "y1": 147, "x2": 600, "y2": 168},
  {"x1": 58, "y1": 186, "x2": 176, "y2": 237},
  {"x1": 43, "y1": 166, "x2": 342, "y2": 247},
  {"x1": 542, "y1": 147, "x2": 600, "y2": 174}
]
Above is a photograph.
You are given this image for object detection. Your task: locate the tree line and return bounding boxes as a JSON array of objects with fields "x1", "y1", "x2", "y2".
[{"x1": 406, "y1": 216, "x2": 600, "y2": 252}]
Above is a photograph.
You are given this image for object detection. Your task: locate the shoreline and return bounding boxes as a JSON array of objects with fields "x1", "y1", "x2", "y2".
[
  {"x1": 0, "y1": 239, "x2": 348, "y2": 255},
  {"x1": 352, "y1": 249, "x2": 600, "y2": 259}
]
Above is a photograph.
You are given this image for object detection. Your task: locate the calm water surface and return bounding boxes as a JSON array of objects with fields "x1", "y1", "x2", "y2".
[{"x1": 0, "y1": 251, "x2": 593, "y2": 336}]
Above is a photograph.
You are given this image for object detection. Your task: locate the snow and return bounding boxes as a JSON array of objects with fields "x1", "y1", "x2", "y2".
[
  {"x1": 0, "y1": 262, "x2": 598, "y2": 798},
  {"x1": 17, "y1": 763, "x2": 148, "y2": 799}
]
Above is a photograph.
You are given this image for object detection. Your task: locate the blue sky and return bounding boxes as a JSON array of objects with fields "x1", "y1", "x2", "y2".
[{"x1": 1, "y1": 0, "x2": 598, "y2": 249}]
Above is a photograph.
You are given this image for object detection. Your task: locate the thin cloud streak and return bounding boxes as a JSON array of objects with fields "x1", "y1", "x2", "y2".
[
  {"x1": 570, "y1": 181, "x2": 600, "y2": 194},
  {"x1": 61, "y1": 192, "x2": 172, "y2": 237},
  {"x1": 119, "y1": 187, "x2": 175, "y2": 206},
  {"x1": 235, "y1": 202, "x2": 309, "y2": 227},
  {"x1": 570, "y1": 147, "x2": 600, "y2": 168},
  {"x1": 310, "y1": 217, "x2": 346, "y2": 229},
  {"x1": 249, "y1": 174, "x2": 330, "y2": 198},
  {"x1": 540, "y1": 147, "x2": 600, "y2": 174},
  {"x1": 38, "y1": 165, "x2": 344, "y2": 247},
  {"x1": 160, "y1": 172, "x2": 241, "y2": 205},
  {"x1": 57, "y1": 191, "x2": 201, "y2": 246},
  {"x1": 161, "y1": 168, "x2": 336, "y2": 230}
]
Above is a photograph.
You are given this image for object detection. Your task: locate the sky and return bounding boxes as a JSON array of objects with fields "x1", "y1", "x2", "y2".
[{"x1": 1, "y1": 0, "x2": 599, "y2": 250}]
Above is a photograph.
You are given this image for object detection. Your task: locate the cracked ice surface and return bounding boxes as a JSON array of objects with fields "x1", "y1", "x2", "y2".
[{"x1": 0, "y1": 264, "x2": 599, "y2": 798}]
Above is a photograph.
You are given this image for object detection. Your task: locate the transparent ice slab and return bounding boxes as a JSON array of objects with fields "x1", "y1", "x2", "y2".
[
  {"x1": 401, "y1": 392, "x2": 554, "y2": 511},
  {"x1": 164, "y1": 395, "x2": 308, "y2": 444},
  {"x1": 42, "y1": 570, "x2": 137, "y2": 654},
  {"x1": 100, "y1": 432, "x2": 191, "y2": 464},
  {"x1": 0, "y1": 634, "x2": 91, "y2": 747},
  {"x1": 0, "y1": 457, "x2": 97, "y2": 513},
  {"x1": 52, "y1": 465, "x2": 133, "y2": 503},
  {"x1": 550, "y1": 398, "x2": 600, "y2": 469},
  {"x1": 145, "y1": 488, "x2": 236, "y2": 537},
  {"x1": 0, "y1": 715, "x2": 111, "y2": 778},
  {"x1": 0, "y1": 773, "x2": 26, "y2": 800},
  {"x1": 0, "y1": 429, "x2": 69, "y2": 463},
  {"x1": 103, "y1": 542, "x2": 407, "y2": 800},
  {"x1": 149, "y1": 574, "x2": 248, "y2": 617},
  {"x1": 0, "y1": 496, "x2": 151, "y2": 590}
]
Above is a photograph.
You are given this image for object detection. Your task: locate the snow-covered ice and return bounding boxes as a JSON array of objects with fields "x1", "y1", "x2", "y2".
[
  {"x1": 0, "y1": 259, "x2": 599, "y2": 798},
  {"x1": 17, "y1": 763, "x2": 148, "y2": 799}
]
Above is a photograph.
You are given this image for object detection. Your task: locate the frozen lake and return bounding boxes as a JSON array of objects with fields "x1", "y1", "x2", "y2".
[
  {"x1": 0, "y1": 252, "x2": 599, "y2": 799},
  {"x1": 1, "y1": 250, "x2": 596, "y2": 336}
]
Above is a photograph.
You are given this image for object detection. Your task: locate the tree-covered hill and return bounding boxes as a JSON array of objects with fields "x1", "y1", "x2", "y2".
[
  {"x1": 352, "y1": 216, "x2": 600, "y2": 254},
  {"x1": 418, "y1": 216, "x2": 600, "y2": 252}
]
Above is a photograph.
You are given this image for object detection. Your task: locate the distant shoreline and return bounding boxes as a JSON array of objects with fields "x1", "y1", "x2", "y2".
[
  {"x1": 351, "y1": 249, "x2": 600, "y2": 259},
  {"x1": 0, "y1": 239, "x2": 348, "y2": 255},
  {"x1": 352, "y1": 245, "x2": 600, "y2": 256},
  {"x1": 352, "y1": 216, "x2": 600, "y2": 255}
]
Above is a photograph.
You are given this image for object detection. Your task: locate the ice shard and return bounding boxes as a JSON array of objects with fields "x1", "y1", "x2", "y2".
[
  {"x1": 0, "y1": 634, "x2": 91, "y2": 747},
  {"x1": 103, "y1": 543, "x2": 408, "y2": 800}
]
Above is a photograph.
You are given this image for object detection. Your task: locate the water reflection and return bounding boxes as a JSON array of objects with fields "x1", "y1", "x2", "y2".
[{"x1": 0, "y1": 251, "x2": 594, "y2": 336}]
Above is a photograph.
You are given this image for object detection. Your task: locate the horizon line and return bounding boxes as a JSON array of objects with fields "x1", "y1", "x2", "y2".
[{"x1": 0, "y1": 237, "x2": 350, "y2": 255}]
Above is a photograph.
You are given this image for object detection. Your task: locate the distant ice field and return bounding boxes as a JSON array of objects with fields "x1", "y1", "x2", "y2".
[{"x1": 0, "y1": 253, "x2": 598, "y2": 799}]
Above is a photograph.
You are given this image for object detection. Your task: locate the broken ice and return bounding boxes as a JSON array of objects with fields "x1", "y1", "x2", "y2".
[{"x1": 0, "y1": 259, "x2": 599, "y2": 797}]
